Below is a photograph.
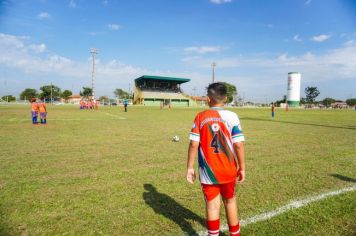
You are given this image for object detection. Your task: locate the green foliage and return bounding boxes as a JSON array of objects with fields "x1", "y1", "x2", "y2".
[
  {"x1": 61, "y1": 90, "x2": 73, "y2": 101},
  {"x1": 321, "y1": 97, "x2": 336, "y2": 107},
  {"x1": 305, "y1": 86, "x2": 320, "y2": 104},
  {"x1": 114, "y1": 88, "x2": 130, "y2": 99},
  {"x1": 20, "y1": 88, "x2": 38, "y2": 100},
  {"x1": 98, "y1": 96, "x2": 109, "y2": 103},
  {"x1": 80, "y1": 87, "x2": 93, "y2": 97},
  {"x1": 221, "y1": 82, "x2": 237, "y2": 103},
  {"x1": 275, "y1": 95, "x2": 287, "y2": 106},
  {"x1": 300, "y1": 97, "x2": 307, "y2": 104},
  {"x1": 1, "y1": 95, "x2": 16, "y2": 102},
  {"x1": 345, "y1": 98, "x2": 356, "y2": 106},
  {"x1": 39, "y1": 84, "x2": 61, "y2": 101}
]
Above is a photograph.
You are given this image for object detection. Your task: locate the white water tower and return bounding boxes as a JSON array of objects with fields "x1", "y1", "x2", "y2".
[{"x1": 287, "y1": 72, "x2": 301, "y2": 107}]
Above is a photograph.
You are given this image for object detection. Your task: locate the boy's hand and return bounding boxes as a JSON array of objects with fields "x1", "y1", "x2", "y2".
[
  {"x1": 237, "y1": 169, "x2": 245, "y2": 184},
  {"x1": 186, "y1": 168, "x2": 196, "y2": 184}
]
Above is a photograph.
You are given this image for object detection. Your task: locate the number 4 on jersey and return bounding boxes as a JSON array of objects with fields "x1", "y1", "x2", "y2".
[{"x1": 210, "y1": 133, "x2": 220, "y2": 153}]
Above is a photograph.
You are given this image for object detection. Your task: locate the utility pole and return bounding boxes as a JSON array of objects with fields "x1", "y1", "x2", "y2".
[
  {"x1": 211, "y1": 62, "x2": 216, "y2": 83},
  {"x1": 90, "y1": 48, "x2": 99, "y2": 100},
  {"x1": 129, "y1": 83, "x2": 131, "y2": 98},
  {"x1": 50, "y1": 83, "x2": 53, "y2": 104}
]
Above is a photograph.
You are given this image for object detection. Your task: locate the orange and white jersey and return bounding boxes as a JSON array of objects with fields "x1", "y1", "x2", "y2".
[
  {"x1": 31, "y1": 102, "x2": 39, "y2": 112},
  {"x1": 189, "y1": 107, "x2": 245, "y2": 184},
  {"x1": 38, "y1": 102, "x2": 46, "y2": 113}
]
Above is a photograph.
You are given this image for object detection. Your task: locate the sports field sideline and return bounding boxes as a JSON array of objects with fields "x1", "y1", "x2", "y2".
[{"x1": 0, "y1": 105, "x2": 355, "y2": 235}]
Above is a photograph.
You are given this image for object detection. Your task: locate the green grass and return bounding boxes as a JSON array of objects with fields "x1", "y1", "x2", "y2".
[{"x1": 0, "y1": 105, "x2": 355, "y2": 235}]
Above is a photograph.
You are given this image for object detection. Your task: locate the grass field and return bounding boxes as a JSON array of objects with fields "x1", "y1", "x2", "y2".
[{"x1": 0, "y1": 105, "x2": 355, "y2": 235}]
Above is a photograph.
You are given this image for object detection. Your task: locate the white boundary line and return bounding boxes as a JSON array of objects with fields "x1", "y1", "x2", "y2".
[
  {"x1": 197, "y1": 185, "x2": 356, "y2": 236},
  {"x1": 102, "y1": 112, "x2": 126, "y2": 119}
]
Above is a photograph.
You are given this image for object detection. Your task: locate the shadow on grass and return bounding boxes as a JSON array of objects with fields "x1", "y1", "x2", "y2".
[
  {"x1": 330, "y1": 174, "x2": 356, "y2": 183},
  {"x1": 242, "y1": 117, "x2": 356, "y2": 130},
  {"x1": 143, "y1": 184, "x2": 206, "y2": 235}
]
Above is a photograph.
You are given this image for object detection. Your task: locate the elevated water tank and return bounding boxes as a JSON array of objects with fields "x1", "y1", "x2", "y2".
[{"x1": 287, "y1": 72, "x2": 301, "y2": 107}]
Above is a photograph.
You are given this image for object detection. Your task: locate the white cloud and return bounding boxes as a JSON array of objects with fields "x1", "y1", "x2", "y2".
[
  {"x1": 305, "y1": 0, "x2": 312, "y2": 5},
  {"x1": 181, "y1": 45, "x2": 356, "y2": 101},
  {"x1": 0, "y1": 33, "x2": 156, "y2": 95},
  {"x1": 69, "y1": 0, "x2": 76, "y2": 8},
  {"x1": 267, "y1": 24, "x2": 274, "y2": 28},
  {"x1": 107, "y1": 24, "x2": 121, "y2": 30},
  {"x1": 37, "y1": 12, "x2": 50, "y2": 19},
  {"x1": 182, "y1": 43, "x2": 356, "y2": 80},
  {"x1": 293, "y1": 34, "x2": 302, "y2": 42},
  {"x1": 345, "y1": 40, "x2": 355, "y2": 46},
  {"x1": 210, "y1": 0, "x2": 232, "y2": 4},
  {"x1": 28, "y1": 43, "x2": 46, "y2": 53},
  {"x1": 311, "y1": 34, "x2": 331, "y2": 42},
  {"x1": 88, "y1": 31, "x2": 104, "y2": 36},
  {"x1": 103, "y1": 0, "x2": 109, "y2": 4},
  {"x1": 184, "y1": 46, "x2": 223, "y2": 54},
  {"x1": 0, "y1": 33, "x2": 27, "y2": 48}
]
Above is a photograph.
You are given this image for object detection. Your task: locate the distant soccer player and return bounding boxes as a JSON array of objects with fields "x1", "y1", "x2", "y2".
[
  {"x1": 187, "y1": 82, "x2": 245, "y2": 236},
  {"x1": 80, "y1": 100, "x2": 84, "y2": 109},
  {"x1": 30, "y1": 98, "x2": 39, "y2": 125},
  {"x1": 124, "y1": 99, "x2": 128, "y2": 112},
  {"x1": 38, "y1": 99, "x2": 47, "y2": 124},
  {"x1": 271, "y1": 102, "x2": 275, "y2": 118}
]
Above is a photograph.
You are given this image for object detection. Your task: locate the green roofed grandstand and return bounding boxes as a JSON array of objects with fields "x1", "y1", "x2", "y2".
[{"x1": 133, "y1": 75, "x2": 193, "y2": 106}]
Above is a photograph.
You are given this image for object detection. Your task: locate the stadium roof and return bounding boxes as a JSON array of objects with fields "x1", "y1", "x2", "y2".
[{"x1": 135, "y1": 75, "x2": 190, "y2": 84}]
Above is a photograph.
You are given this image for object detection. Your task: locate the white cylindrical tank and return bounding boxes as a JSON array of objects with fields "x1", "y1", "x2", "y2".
[{"x1": 287, "y1": 72, "x2": 301, "y2": 107}]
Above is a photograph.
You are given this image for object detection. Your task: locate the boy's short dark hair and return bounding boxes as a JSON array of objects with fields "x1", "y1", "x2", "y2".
[{"x1": 207, "y1": 82, "x2": 227, "y2": 104}]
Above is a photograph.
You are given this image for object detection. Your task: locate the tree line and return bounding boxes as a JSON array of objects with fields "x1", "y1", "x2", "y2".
[
  {"x1": 16, "y1": 85, "x2": 73, "y2": 102},
  {"x1": 1, "y1": 85, "x2": 133, "y2": 103},
  {"x1": 274, "y1": 86, "x2": 355, "y2": 107}
]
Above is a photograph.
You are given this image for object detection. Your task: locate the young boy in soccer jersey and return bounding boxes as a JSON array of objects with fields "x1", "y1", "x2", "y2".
[
  {"x1": 38, "y1": 99, "x2": 47, "y2": 124},
  {"x1": 271, "y1": 102, "x2": 275, "y2": 118},
  {"x1": 30, "y1": 98, "x2": 39, "y2": 124},
  {"x1": 187, "y1": 82, "x2": 245, "y2": 236}
]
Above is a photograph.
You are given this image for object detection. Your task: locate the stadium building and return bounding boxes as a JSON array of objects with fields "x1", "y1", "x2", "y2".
[{"x1": 133, "y1": 75, "x2": 193, "y2": 106}]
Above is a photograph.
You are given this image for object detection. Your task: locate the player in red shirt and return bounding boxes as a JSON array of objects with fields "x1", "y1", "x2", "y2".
[{"x1": 187, "y1": 82, "x2": 245, "y2": 236}]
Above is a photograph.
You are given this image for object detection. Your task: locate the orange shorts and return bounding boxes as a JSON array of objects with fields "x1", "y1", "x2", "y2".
[{"x1": 201, "y1": 181, "x2": 236, "y2": 201}]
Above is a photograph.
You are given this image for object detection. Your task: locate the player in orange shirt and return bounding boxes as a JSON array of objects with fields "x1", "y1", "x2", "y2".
[
  {"x1": 187, "y1": 82, "x2": 245, "y2": 236},
  {"x1": 30, "y1": 98, "x2": 39, "y2": 124},
  {"x1": 38, "y1": 99, "x2": 47, "y2": 124}
]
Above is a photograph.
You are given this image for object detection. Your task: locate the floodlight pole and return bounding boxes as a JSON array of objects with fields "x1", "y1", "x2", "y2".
[
  {"x1": 50, "y1": 82, "x2": 53, "y2": 104},
  {"x1": 90, "y1": 48, "x2": 99, "y2": 100},
  {"x1": 211, "y1": 62, "x2": 216, "y2": 83},
  {"x1": 129, "y1": 82, "x2": 131, "y2": 98}
]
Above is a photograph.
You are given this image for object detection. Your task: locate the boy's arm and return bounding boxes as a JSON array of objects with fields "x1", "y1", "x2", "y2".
[
  {"x1": 233, "y1": 141, "x2": 245, "y2": 183},
  {"x1": 186, "y1": 140, "x2": 199, "y2": 184}
]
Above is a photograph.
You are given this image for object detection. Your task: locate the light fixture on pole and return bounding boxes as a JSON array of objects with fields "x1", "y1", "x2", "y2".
[
  {"x1": 90, "y1": 48, "x2": 99, "y2": 100},
  {"x1": 211, "y1": 62, "x2": 216, "y2": 83}
]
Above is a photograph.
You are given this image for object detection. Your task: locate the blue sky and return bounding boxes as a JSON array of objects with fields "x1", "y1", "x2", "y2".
[{"x1": 1, "y1": 0, "x2": 355, "y2": 102}]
